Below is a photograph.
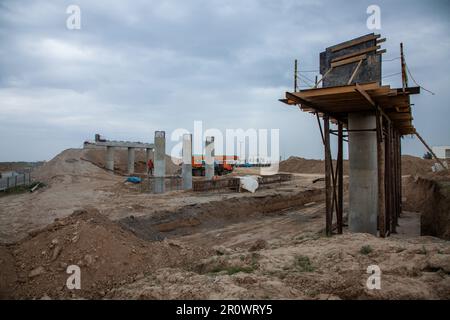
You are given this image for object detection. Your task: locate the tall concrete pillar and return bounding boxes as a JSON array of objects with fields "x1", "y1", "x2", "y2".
[
  {"x1": 154, "y1": 131, "x2": 166, "y2": 193},
  {"x1": 205, "y1": 136, "x2": 215, "y2": 180},
  {"x1": 106, "y1": 146, "x2": 114, "y2": 171},
  {"x1": 182, "y1": 134, "x2": 193, "y2": 190},
  {"x1": 127, "y1": 147, "x2": 135, "y2": 174},
  {"x1": 348, "y1": 112, "x2": 378, "y2": 235}
]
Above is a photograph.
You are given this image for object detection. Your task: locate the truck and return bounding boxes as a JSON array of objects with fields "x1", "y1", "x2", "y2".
[{"x1": 191, "y1": 155, "x2": 239, "y2": 176}]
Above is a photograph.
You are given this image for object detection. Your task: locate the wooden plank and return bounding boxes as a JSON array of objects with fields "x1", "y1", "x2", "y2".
[
  {"x1": 388, "y1": 114, "x2": 413, "y2": 120},
  {"x1": 337, "y1": 122, "x2": 344, "y2": 234},
  {"x1": 314, "y1": 67, "x2": 333, "y2": 88},
  {"x1": 415, "y1": 130, "x2": 448, "y2": 171},
  {"x1": 355, "y1": 83, "x2": 376, "y2": 107},
  {"x1": 330, "y1": 33, "x2": 380, "y2": 52},
  {"x1": 385, "y1": 122, "x2": 392, "y2": 234},
  {"x1": 285, "y1": 92, "x2": 345, "y2": 122},
  {"x1": 377, "y1": 114, "x2": 386, "y2": 237},
  {"x1": 331, "y1": 45, "x2": 380, "y2": 63},
  {"x1": 324, "y1": 116, "x2": 332, "y2": 236},
  {"x1": 396, "y1": 87, "x2": 420, "y2": 95},
  {"x1": 297, "y1": 82, "x2": 383, "y2": 98},
  {"x1": 376, "y1": 38, "x2": 386, "y2": 44},
  {"x1": 331, "y1": 54, "x2": 367, "y2": 68},
  {"x1": 347, "y1": 58, "x2": 363, "y2": 84}
]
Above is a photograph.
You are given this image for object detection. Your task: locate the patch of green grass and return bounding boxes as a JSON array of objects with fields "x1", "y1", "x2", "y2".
[
  {"x1": 294, "y1": 255, "x2": 315, "y2": 272},
  {"x1": 419, "y1": 245, "x2": 427, "y2": 255},
  {"x1": 226, "y1": 266, "x2": 255, "y2": 275},
  {"x1": 360, "y1": 245, "x2": 373, "y2": 255},
  {"x1": 209, "y1": 265, "x2": 255, "y2": 275},
  {"x1": 0, "y1": 181, "x2": 46, "y2": 197},
  {"x1": 0, "y1": 185, "x2": 30, "y2": 197}
]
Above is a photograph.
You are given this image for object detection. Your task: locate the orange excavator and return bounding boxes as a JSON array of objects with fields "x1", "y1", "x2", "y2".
[{"x1": 191, "y1": 155, "x2": 238, "y2": 176}]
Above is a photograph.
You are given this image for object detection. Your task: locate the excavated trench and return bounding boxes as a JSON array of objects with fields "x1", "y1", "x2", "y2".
[
  {"x1": 119, "y1": 188, "x2": 324, "y2": 241},
  {"x1": 403, "y1": 176, "x2": 450, "y2": 240}
]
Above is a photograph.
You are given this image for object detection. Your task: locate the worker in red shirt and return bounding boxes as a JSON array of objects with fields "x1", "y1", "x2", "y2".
[{"x1": 147, "y1": 158, "x2": 154, "y2": 176}]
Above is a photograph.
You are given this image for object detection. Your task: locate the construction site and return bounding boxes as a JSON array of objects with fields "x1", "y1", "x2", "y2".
[{"x1": 1, "y1": 33, "x2": 449, "y2": 301}]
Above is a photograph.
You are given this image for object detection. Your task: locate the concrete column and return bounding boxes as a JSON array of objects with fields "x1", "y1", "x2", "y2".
[
  {"x1": 127, "y1": 147, "x2": 135, "y2": 174},
  {"x1": 106, "y1": 146, "x2": 114, "y2": 171},
  {"x1": 154, "y1": 131, "x2": 166, "y2": 193},
  {"x1": 182, "y1": 134, "x2": 193, "y2": 189},
  {"x1": 205, "y1": 136, "x2": 215, "y2": 180},
  {"x1": 348, "y1": 112, "x2": 378, "y2": 235}
]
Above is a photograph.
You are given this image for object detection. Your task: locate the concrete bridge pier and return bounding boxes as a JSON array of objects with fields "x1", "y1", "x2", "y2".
[
  {"x1": 154, "y1": 131, "x2": 166, "y2": 193},
  {"x1": 182, "y1": 134, "x2": 193, "y2": 190},
  {"x1": 348, "y1": 112, "x2": 378, "y2": 235},
  {"x1": 127, "y1": 147, "x2": 135, "y2": 174},
  {"x1": 205, "y1": 136, "x2": 215, "y2": 180},
  {"x1": 106, "y1": 146, "x2": 115, "y2": 171}
]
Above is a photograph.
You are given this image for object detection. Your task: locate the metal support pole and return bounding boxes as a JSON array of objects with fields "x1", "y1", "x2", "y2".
[{"x1": 294, "y1": 59, "x2": 298, "y2": 92}]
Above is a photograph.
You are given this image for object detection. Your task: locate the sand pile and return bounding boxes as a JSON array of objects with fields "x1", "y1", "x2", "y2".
[
  {"x1": 3, "y1": 208, "x2": 208, "y2": 299},
  {"x1": 279, "y1": 156, "x2": 349, "y2": 174},
  {"x1": 401, "y1": 155, "x2": 435, "y2": 176},
  {"x1": 279, "y1": 155, "x2": 435, "y2": 176},
  {"x1": 32, "y1": 149, "x2": 113, "y2": 183}
]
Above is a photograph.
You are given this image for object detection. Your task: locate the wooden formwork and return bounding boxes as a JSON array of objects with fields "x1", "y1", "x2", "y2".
[
  {"x1": 280, "y1": 34, "x2": 423, "y2": 237},
  {"x1": 192, "y1": 174, "x2": 293, "y2": 192}
]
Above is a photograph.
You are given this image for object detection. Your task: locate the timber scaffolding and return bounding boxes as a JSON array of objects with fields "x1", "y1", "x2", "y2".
[{"x1": 279, "y1": 33, "x2": 435, "y2": 237}]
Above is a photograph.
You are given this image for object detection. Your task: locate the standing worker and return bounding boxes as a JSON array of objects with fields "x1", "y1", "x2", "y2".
[{"x1": 147, "y1": 158, "x2": 154, "y2": 176}]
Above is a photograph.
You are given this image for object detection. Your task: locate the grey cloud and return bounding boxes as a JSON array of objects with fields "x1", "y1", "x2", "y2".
[{"x1": 0, "y1": 0, "x2": 449, "y2": 161}]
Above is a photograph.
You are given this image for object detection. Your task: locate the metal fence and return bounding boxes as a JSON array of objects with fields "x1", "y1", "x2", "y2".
[
  {"x1": 140, "y1": 176, "x2": 184, "y2": 193},
  {"x1": 0, "y1": 172, "x2": 32, "y2": 191}
]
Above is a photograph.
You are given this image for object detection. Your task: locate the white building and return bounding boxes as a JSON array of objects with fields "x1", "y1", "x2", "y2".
[{"x1": 432, "y1": 146, "x2": 450, "y2": 159}]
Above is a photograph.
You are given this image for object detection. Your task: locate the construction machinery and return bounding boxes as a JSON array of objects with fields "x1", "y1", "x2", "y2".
[{"x1": 192, "y1": 155, "x2": 238, "y2": 176}]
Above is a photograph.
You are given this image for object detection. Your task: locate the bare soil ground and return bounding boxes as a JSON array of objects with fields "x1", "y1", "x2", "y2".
[{"x1": 0, "y1": 148, "x2": 449, "y2": 300}]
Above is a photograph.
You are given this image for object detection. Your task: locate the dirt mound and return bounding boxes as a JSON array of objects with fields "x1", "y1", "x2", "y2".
[
  {"x1": 401, "y1": 155, "x2": 435, "y2": 176},
  {"x1": 32, "y1": 149, "x2": 113, "y2": 184},
  {"x1": 279, "y1": 156, "x2": 349, "y2": 174},
  {"x1": 280, "y1": 155, "x2": 434, "y2": 176},
  {"x1": 5, "y1": 208, "x2": 208, "y2": 299},
  {"x1": 110, "y1": 233, "x2": 450, "y2": 300}
]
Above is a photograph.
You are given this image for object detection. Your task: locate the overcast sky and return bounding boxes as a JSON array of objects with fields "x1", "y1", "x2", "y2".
[{"x1": 1, "y1": 0, "x2": 449, "y2": 162}]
